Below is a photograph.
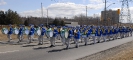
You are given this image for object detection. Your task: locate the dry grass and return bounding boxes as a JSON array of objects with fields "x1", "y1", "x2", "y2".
[{"x1": 104, "y1": 44, "x2": 133, "y2": 60}]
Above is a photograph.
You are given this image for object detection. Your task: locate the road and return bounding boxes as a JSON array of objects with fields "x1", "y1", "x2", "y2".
[{"x1": 0, "y1": 37, "x2": 133, "y2": 60}]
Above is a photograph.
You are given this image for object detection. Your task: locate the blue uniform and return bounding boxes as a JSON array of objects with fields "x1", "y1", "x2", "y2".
[
  {"x1": 87, "y1": 29, "x2": 91, "y2": 37},
  {"x1": 53, "y1": 29, "x2": 58, "y2": 37},
  {"x1": 68, "y1": 29, "x2": 73, "y2": 38},
  {"x1": 41, "y1": 27, "x2": 46, "y2": 35},
  {"x1": 102, "y1": 28, "x2": 107, "y2": 36},
  {"x1": 29, "y1": 27, "x2": 35, "y2": 35},
  {"x1": 96, "y1": 29, "x2": 102, "y2": 36},
  {"x1": 74, "y1": 30, "x2": 80, "y2": 39},
  {"x1": 8, "y1": 28, "x2": 13, "y2": 34},
  {"x1": 18, "y1": 27, "x2": 24, "y2": 35}
]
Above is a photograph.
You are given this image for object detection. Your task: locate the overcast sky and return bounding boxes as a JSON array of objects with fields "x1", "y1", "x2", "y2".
[{"x1": 0, "y1": 0, "x2": 133, "y2": 22}]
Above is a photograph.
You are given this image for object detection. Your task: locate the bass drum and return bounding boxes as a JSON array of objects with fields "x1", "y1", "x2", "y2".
[
  {"x1": 65, "y1": 31, "x2": 68, "y2": 38},
  {"x1": 36, "y1": 29, "x2": 41, "y2": 36},
  {"x1": 24, "y1": 29, "x2": 29, "y2": 35},
  {"x1": 49, "y1": 31, "x2": 53, "y2": 37},
  {"x1": 1, "y1": 28, "x2": 8, "y2": 34},
  {"x1": 60, "y1": 30, "x2": 65, "y2": 38},
  {"x1": 14, "y1": 28, "x2": 19, "y2": 35}
]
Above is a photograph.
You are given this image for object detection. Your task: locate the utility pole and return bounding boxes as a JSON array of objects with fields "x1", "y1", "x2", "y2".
[
  {"x1": 47, "y1": 9, "x2": 48, "y2": 26},
  {"x1": 86, "y1": 6, "x2": 87, "y2": 18},
  {"x1": 104, "y1": 0, "x2": 107, "y2": 26},
  {"x1": 41, "y1": 3, "x2": 43, "y2": 18}
]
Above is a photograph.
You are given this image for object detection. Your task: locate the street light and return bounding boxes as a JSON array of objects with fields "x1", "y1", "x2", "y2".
[
  {"x1": 41, "y1": 3, "x2": 49, "y2": 26},
  {"x1": 104, "y1": 0, "x2": 115, "y2": 26}
]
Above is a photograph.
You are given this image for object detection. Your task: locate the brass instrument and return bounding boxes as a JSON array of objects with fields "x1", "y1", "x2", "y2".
[
  {"x1": 98, "y1": 29, "x2": 100, "y2": 35},
  {"x1": 84, "y1": 29, "x2": 88, "y2": 35},
  {"x1": 108, "y1": 29, "x2": 110, "y2": 33},
  {"x1": 112, "y1": 29, "x2": 114, "y2": 32},
  {"x1": 102, "y1": 28, "x2": 105, "y2": 33},
  {"x1": 92, "y1": 28, "x2": 95, "y2": 34},
  {"x1": 74, "y1": 29, "x2": 77, "y2": 36}
]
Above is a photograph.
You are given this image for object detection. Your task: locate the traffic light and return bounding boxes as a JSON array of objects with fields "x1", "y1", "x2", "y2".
[{"x1": 117, "y1": 9, "x2": 120, "y2": 14}]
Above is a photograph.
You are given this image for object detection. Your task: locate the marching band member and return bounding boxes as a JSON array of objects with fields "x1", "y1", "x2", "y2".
[
  {"x1": 96, "y1": 27, "x2": 102, "y2": 43},
  {"x1": 129, "y1": 27, "x2": 132, "y2": 36},
  {"x1": 74, "y1": 28, "x2": 80, "y2": 48},
  {"x1": 90, "y1": 26, "x2": 96, "y2": 44},
  {"x1": 65, "y1": 27, "x2": 73, "y2": 49},
  {"x1": 61, "y1": 26, "x2": 66, "y2": 46},
  {"x1": 17, "y1": 25, "x2": 25, "y2": 43},
  {"x1": 28, "y1": 25, "x2": 35, "y2": 43},
  {"x1": 112, "y1": 27, "x2": 116, "y2": 40},
  {"x1": 38, "y1": 24, "x2": 46, "y2": 45},
  {"x1": 57, "y1": 26, "x2": 61, "y2": 40},
  {"x1": 50, "y1": 26, "x2": 58, "y2": 47},
  {"x1": 86, "y1": 27, "x2": 91, "y2": 45},
  {"x1": 7, "y1": 24, "x2": 13, "y2": 42},
  {"x1": 115, "y1": 27, "x2": 119, "y2": 39},
  {"x1": 83, "y1": 28, "x2": 89, "y2": 46},
  {"x1": 107, "y1": 26, "x2": 111, "y2": 41},
  {"x1": 102, "y1": 26, "x2": 107, "y2": 42}
]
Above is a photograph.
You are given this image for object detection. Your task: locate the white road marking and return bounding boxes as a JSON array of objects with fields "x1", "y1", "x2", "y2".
[{"x1": 0, "y1": 50, "x2": 19, "y2": 54}]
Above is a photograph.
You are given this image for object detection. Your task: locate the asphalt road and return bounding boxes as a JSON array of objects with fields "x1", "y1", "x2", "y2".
[{"x1": 0, "y1": 37, "x2": 133, "y2": 60}]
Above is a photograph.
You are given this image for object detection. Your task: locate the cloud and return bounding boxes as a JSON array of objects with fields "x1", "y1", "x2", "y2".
[
  {"x1": 0, "y1": 0, "x2": 6, "y2": 6},
  {"x1": 19, "y1": 2, "x2": 104, "y2": 18}
]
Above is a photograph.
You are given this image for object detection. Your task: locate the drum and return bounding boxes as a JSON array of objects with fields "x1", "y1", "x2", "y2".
[
  {"x1": 49, "y1": 31, "x2": 53, "y2": 37},
  {"x1": 14, "y1": 28, "x2": 19, "y2": 35},
  {"x1": 1, "y1": 28, "x2": 8, "y2": 34},
  {"x1": 60, "y1": 30, "x2": 65, "y2": 38},
  {"x1": 65, "y1": 31, "x2": 68, "y2": 38},
  {"x1": 45, "y1": 31, "x2": 49, "y2": 38},
  {"x1": 24, "y1": 29, "x2": 29, "y2": 35},
  {"x1": 36, "y1": 29, "x2": 41, "y2": 36},
  {"x1": 45, "y1": 30, "x2": 53, "y2": 38}
]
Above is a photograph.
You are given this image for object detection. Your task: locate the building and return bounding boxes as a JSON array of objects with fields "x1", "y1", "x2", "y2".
[{"x1": 101, "y1": 9, "x2": 119, "y2": 26}]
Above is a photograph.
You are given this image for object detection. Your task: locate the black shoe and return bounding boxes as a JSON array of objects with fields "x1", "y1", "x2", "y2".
[
  {"x1": 49, "y1": 45, "x2": 54, "y2": 47},
  {"x1": 66, "y1": 47, "x2": 69, "y2": 49},
  {"x1": 85, "y1": 44, "x2": 87, "y2": 46},
  {"x1": 97, "y1": 41, "x2": 100, "y2": 43},
  {"x1": 75, "y1": 46, "x2": 79, "y2": 48},
  {"x1": 38, "y1": 43, "x2": 42, "y2": 45}
]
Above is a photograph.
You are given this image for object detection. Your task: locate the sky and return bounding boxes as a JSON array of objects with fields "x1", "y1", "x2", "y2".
[{"x1": 0, "y1": 0, "x2": 133, "y2": 22}]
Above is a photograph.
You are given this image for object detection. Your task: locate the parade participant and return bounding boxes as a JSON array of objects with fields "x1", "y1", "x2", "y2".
[
  {"x1": 129, "y1": 27, "x2": 132, "y2": 36},
  {"x1": 112, "y1": 27, "x2": 116, "y2": 40},
  {"x1": 96, "y1": 27, "x2": 102, "y2": 43},
  {"x1": 122, "y1": 26, "x2": 126, "y2": 38},
  {"x1": 80, "y1": 27, "x2": 84, "y2": 43},
  {"x1": 28, "y1": 25, "x2": 35, "y2": 43},
  {"x1": 90, "y1": 26, "x2": 96, "y2": 44},
  {"x1": 102, "y1": 26, "x2": 107, "y2": 42},
  {"x1": 86, "y1": 27, "x2": 91, "y2": 45},
  {"x1": 50, "y1": 26, "x2": 58, "y2": 47},
  {"x1": 61, "y1": 26, "x2": 67, "y2": 46},
  {"x1": 115, "y1": 27, "x2": 119, "y2": 39},
  {"x1": 57, "y1": 26, "x2": 61, "y2": 40},
  {"x1": 65, "y1": 27, "x2": 73, "y2": 49},
  {"x1": 74, "y1": 28, "x2": 80, "y2": 48},
  {"x1": 7, "y1": 24, "x2": 13, "y2": 42},
  {"x1": 107, "y1": 26, "x2": 111, "y2": 41},
  {"x1": 83, "y1": 28, "x2": 89, "y2": 46},
  {"x1": 119, "y1": 26, "x2": 123, "y2": 39},
  {"x1": 38, "y1": 24, "x2": 46, "y2": 45},
  {"x1": 17, "y1": 25, "x2": 25, "y2": 43}
]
